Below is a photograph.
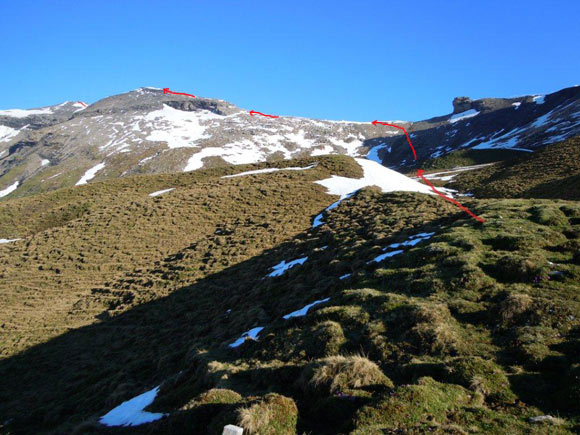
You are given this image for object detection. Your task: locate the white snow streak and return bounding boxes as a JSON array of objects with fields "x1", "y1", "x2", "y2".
[
  {"x1": 229, "y1": 327, "x2": 265, "y2": 348},
  {"x1": 0, "y1": 181, "x2": 19, "y2": 198},
  {"x1": 283, "y1": 298, "x2": 330, "y2": 319},
  {"x1": 75, "y1": 163, "x2": 105, "y2": 185},
  {"x1": 99, "y1": 386, "x2": 166, "y2": 427},
  {"x1": 449, "y1": 109, "x2": 480, "y2": 124},
  {"x1": 149, "y1": 188, "x2": 174, "y2": 197},
  {"x1": 268, "y1": 257, "x2": 308, "y2": 277}
]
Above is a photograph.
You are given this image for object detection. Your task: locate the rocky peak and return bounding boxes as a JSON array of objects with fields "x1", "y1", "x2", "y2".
[
  {"x1": 452, "y1": 97, "x2": 473, "y2": 114},
  {"x1": 452, "y1": 96, "x2": 525, "y2": 114}
]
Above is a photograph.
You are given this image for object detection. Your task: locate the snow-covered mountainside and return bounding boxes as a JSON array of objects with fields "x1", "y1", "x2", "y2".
[
  {"x1": 369, "y1": 86, "x2": 580, "y2": 168},
  {"x1": 1, "y1": 85, "x2": 579, "y2": 199}
]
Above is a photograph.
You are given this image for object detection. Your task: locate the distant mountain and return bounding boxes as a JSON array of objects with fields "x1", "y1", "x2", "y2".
[
  {"x1": 372, "y1": 86, "x2": 580, "y2": 169},
  {"x1": 1, "y1": 85, "x2": 579, "y2": 199}
]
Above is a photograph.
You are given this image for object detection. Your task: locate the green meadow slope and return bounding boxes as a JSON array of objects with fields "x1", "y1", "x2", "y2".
[
  {"x1": 448, "y1": 136, "x2": 580, "y2": 200},
  {"x1": 0, "y1": 155, "x2": 579, "y2": 434}
]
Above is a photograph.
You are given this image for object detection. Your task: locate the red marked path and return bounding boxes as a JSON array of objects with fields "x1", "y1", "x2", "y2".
[
  {"x1": 372, "y1": 121, "x2": 485, "y2": 223},
  {"x1": 163, "y1": 88, "x2": 196, "y2": 98},
  {"x1": 249, "y1": 110, "x2": 279, "y2": 119}
]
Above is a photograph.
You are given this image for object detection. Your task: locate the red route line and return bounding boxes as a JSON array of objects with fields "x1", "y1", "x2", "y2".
[
  {"x1": 249, "y1": 110, "x2": 279, "y2": 118},
  {"x1": 163, "y1": 87, "x2": 196, "y2": 98},
  {"x1": 373, "y1": 120, "x2": 485, "y2": 223},
  {"x1": 417, "y1": 170, "x2": 485, "y2": 223},
  {"x1": 372, "y1": 120, "x2": 417, "y2": 160}
]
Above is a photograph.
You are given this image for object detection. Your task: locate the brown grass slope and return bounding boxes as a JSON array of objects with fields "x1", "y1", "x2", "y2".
[
  {"x1": 449, "y1": 135, "x2": 580, "y2": 200},
  {"x1": 1, "y1": 156, "x2": 580, "y2": 434}
]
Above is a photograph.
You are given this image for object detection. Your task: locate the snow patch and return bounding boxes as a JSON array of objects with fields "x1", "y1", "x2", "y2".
[
  {"x1": 369, "y1": 250, "x2": 404, "y2": 263},
  {"x1": 268, "y1": 257, "x2": 308, "y2": 277},
  {"x1": 145, "y1": 104, "x2": 221, "y2": 149},
  {"x1": 0, "y1": 181, "x2": 19, "y2": 198},
  {"x1": 0, "y1": 125, "x2": 21, "y2": 143},
  {"x1": 449, "y1": 109, "x2": 479, "y2": 124},
  {"x1": 312, "y1": 158, "x2": 432, "y2": 227},
  {"x1": 533, "y1": 95, "x2": 545, "y2": 104},
  {"x1": 75, "y1": 163, "x2": 105, "y2": 186},
  {"x1": 99, "y1": 386, "x2": 166, "y2": 427},
  {"x1": 229, "y1": 327, "x2": 265, "y2": 348},
  {"x1": 0, "y1": 238, "x2": 22, "y2": 244},
  {"x1": 149, "y1": 188, "x2": 174, "y2": 197},
  {"x1": 315, "y1": 158, "x2": 432, "y2": 198},
  {"x1": 283, "y1": 298, "x2": 330, "y2": 319},
  {"x1": 40, "y1": 159, "x2": 50, "y2": 166}
]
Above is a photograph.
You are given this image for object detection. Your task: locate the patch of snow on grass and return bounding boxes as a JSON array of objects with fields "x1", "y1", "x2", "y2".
[
  {"x1": 283, "y1": 298, "x2": 330, "y2": 319},
  {"x1": 449, "y1": 109, "x2": 479, "y2": 124},
  {"x1": 0, "y1": 181, "x2": 19, "y2": 198},
  {"x1": 368, "y1": 232, "x2": 436, "y2": 264},
  {"x1": 386, "y1": 232, "x2": 435, "y2": 249},
  {"x1": 149, "y1": 188, "x2": 174, "y2": 197},
  {"x1": 222, "y1": 164, "x2": 315, "y2": 179},
  {"x1": 368, "y1": 250, "x2": 404, "y2": 264},
  {"x1": 315, "y1": 158, "x2": 432, "y2": 198},
  {"x1": 312, "y1": 158, "x2": 432, "y2": 227},
  {"x1": 229, "y1": 327, "x2": 265, "y2": 348},
  {"x1": 0, "y1": 238, "x2": 22, "y2": 244},
  {"x1": 75, "y1": 163, "x2": 105, "y2": 185},
  {"x1": 40, "y1": 159, "x2": 50, "y2": 166},
  {"x1": 99, "y1": 386, "x2": 166, "y2": 427},
  {"x1": 268, "y1": 257, "x2": 308, "y2": 277},
  {"x1": 512, "y1": 102, "x2": 521, "y2": 109}
]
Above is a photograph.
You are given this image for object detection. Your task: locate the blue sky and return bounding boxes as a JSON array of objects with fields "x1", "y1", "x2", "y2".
[{"x1": 1, "y1": 1, "x2": 579, "y2": 121}]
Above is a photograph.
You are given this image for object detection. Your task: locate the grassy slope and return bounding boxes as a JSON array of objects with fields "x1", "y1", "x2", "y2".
[
  {"x1": 419, "y1": 148, "x2": 524, "y2": 171},
  {"x1": 448, "y1": 136, "x2": 580, "y2": 200},
  {"x1": 1, "y1": 156, "x2": 579, "y2": 434}
]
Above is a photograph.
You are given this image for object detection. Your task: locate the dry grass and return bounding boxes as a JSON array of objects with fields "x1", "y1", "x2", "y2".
[{"x1": 301, "y1": 355, "x2": 393, "y2": 394}]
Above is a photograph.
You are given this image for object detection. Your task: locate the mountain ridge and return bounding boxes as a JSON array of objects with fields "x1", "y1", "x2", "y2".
[{"x1": 0, "y1": 86, "x2": 579, "y2": 201}]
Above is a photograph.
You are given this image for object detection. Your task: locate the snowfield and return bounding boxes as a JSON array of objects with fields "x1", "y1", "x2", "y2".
[{"x1": 145, "y1": 104, "x2": 221, "y2": 149}]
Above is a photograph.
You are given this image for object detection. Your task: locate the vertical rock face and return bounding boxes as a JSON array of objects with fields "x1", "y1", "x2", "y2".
[{"x1": 452, "y1": 97, "x2": 474, "y2": 114}]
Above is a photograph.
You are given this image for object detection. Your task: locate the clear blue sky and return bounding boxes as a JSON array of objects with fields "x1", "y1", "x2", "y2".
[{"x1": 1, "y1": 1, "x2": 579, "y2": 121}]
